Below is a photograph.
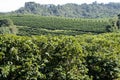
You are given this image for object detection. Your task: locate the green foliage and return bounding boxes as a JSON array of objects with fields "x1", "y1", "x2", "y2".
[
  {"x1": 0, "y1": 33, "x2": 120, "y2": 79},
  {"x1": 0, "y1": 15, "x2": 109, "y2": 35},
  {"x1": 106, "y1": 18, "x2": 118, "y2": 32},
  {"x1": 0, "y1": 18, "x2": 18, "y2": 34},
  {"x1": 0, "y1": 35, "x2": 42, "y2": 79},
  {"x1": 0, "y1": 26, "x2": 18, "y2": 34},
  {"x1": 117, "y1": 14, "x2": 120, "y2": 29},
  {"x1": 77, "y1": 33, "x2": 120, "y2": 80},
  {"x1": 0, "y1": 19, "x2": 13, "y2": 27},
  {"x1": 13, "y1": 2, "x2": 120, "y2": 18}
]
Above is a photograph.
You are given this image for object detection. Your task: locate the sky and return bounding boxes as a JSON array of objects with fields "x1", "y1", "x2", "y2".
[{"x1": 0, "y1": 0, "x2": 120, "y2": 12}]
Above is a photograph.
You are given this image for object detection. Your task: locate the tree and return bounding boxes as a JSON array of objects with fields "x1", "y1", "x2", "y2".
[
  {"x1": 0, "y1": 19, "x2": 13, "y2": 27},
  {"x1": 106, "y1": 18, "x2": 118, "y2": 32},
  {"x1": 0, "y1": 19, "x2": 17, "y2": 34},
  {"x1": 116, "y1": 14, "x2": 120, "y2": 29}
]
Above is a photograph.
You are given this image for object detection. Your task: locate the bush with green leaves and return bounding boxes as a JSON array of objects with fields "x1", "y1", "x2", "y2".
[
  {"x1": 0, "y1": 33, "x2": 120, "y2": 80},
  {"x1": 0, "y1": 19, "x2": 17, "y2": 34},
  {"x1": 77, "y1": 33, "x2": 120, "y2": 80}
]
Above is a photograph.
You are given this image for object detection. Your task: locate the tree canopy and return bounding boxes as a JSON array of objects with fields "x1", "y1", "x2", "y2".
[
  {"x1": 13, "y1": 2, "x2": 120, "y2": 18},
  {"x1": 0, "y1": 19, "x2": 13, "y2": 27}
]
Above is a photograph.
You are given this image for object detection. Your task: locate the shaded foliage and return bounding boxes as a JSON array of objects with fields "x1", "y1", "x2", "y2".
[{"x1": 0, "y1": 19, "x2": 13, "y2": 27}]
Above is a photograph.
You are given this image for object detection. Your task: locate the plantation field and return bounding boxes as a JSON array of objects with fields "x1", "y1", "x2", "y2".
[
  {"x1": 0, "y1": 33, "x2": 120, "y2": 79},
  {"x1": 0, "y1": 14, "x2": 110, "y2": 35}
]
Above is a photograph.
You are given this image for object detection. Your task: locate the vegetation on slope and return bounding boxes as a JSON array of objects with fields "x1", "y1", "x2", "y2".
[
  {"x1": 0, "y1": 14, "x2": 110, "y2": 36},
  {"x1": 13, "y1": 2, "x2": 120, "y2": 18}
]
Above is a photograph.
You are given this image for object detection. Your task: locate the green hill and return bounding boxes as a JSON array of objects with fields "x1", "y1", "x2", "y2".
[
  {"x1": 0, "y1": 14, "x2": 110, "y2": 36},
  {"x1": 12, "y1": 2, "x2": 120, "y2": 18}
]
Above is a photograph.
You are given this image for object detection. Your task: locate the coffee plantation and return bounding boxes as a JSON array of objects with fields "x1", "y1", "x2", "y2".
[{"x1": 0, "y1": 33, "x2": 120, "y2": 80}]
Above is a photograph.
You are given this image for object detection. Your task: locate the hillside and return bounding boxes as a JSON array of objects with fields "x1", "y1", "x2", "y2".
[
  {"x1": 13, "y1": 1, "x2": 120, "y2": 18},
  {"x1": 0, "y1": 15, "x2": 110, "y2": 36}
]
